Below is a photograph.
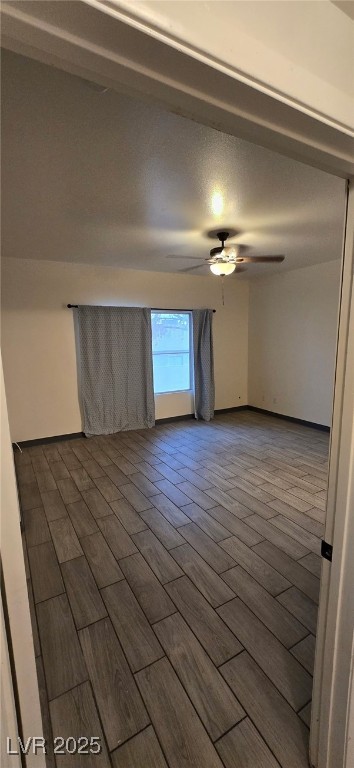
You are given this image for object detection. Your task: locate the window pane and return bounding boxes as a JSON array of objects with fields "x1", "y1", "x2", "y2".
[
  {"x1": 151, "y1": 313, "x2": 190, "y2": 353},
  {"x1": 153, "y1": 352, "x2": 190, "y2": 393},
  {"x1": 151, "y1": 313, "x2": 191, "y2": 393}
]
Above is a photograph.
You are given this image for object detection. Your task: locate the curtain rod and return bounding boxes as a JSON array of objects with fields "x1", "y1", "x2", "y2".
[{"x1": 67, "y1": 304, "x2": 216, "y2": 312}]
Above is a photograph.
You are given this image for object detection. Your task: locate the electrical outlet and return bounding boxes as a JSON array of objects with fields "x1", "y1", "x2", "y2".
[{"x1": 273, "y1": 397, "x2": 277, "y2": 404}]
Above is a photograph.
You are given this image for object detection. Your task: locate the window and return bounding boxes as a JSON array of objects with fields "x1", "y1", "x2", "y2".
[{"x1": 151, "y1": 312, "x2": 192, "y2": 394}]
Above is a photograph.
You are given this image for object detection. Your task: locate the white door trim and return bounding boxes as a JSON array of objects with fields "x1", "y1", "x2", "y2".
[
  {"x1": 1, "y1": 3, "x2": 353, "y2": 765},
  {"x1": 1, "y1": 595, "x2": 21, "y2": 768},
  {"x1": 1, "y1": 355, "x2": 44, "y2": 766},
  {"x1": 310, "y1": 181, "x2": 354, "y2": 768}
]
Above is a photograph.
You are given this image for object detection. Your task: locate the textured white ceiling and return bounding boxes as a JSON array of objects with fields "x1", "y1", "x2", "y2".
[{"x1": 2, "y1": 50, "x2": 346, "y2": 278}]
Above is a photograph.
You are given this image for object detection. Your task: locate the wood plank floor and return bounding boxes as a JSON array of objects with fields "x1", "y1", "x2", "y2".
[{"x1": 18, "y1": 411, "x2": 328, "y2": 767}]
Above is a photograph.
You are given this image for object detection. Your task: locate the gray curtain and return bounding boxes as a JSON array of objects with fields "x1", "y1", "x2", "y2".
[
  {"x1": 77, "y1": 306, "x2": 155, "y2": 435},
  {"x1": 192, "y1": 309, "x2": 215, "y2": 421}
]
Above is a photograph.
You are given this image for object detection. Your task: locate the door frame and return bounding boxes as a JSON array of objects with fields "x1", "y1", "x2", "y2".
[
  {"x1": 1, "y1": 3, "x2": 354, "y2": 766},
  {"x1": 310, "y1": 181, "x2": 354, "y2": 768},
  {"x1": 1, "y1": 355, "x2": 44, "y2": 767}
]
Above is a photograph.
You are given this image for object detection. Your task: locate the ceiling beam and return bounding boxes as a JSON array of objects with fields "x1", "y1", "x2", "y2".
[{"x1": 1, "y1": 0, "x2": 353, "y2": 178}]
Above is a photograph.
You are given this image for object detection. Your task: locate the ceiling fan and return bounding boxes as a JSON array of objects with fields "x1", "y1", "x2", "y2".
[{"x1": 169, "y1": 231, "x2": 285, "y2": 276}]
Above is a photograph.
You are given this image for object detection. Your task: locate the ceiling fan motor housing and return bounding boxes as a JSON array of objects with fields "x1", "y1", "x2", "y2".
[
  {"x1": 210, "y1": 245, "x2": 224, "y2": 257},
  {"x1": 206, "y1": 229, "x2": 284, "y2": 269},
  {"x1": 210, "y1": 231, "x2": 233, "y2": 258}
]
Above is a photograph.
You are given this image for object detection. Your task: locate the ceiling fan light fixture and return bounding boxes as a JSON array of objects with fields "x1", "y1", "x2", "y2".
[{"x1": 210, "y1": 262, "x2": 236, "y2": 276}]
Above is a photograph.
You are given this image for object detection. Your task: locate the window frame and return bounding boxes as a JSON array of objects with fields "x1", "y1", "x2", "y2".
[{"x1": 151, "y1": 310, "x2": 193, "y2": 395}]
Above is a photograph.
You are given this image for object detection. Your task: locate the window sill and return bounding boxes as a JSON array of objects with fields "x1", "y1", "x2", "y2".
[{"x1": 154, "y1": 390, "x2": 194, "y2": 396}]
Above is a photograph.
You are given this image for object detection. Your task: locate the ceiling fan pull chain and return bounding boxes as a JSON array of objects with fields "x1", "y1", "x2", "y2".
[{"x1": 221, "y1": 276, "x2": 225, "y2": 306}]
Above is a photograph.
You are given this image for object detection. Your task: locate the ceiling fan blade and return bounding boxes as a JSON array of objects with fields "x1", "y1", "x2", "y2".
[
  {"x1": 179, "y1": 264, "x2": 206, "y2": 273},
  {"x1": 166, "y1": 254, "x2": 203, "y2": 261},
  {"x1": 236, "y1": 255, "x2": 285, "y2": 263}
]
